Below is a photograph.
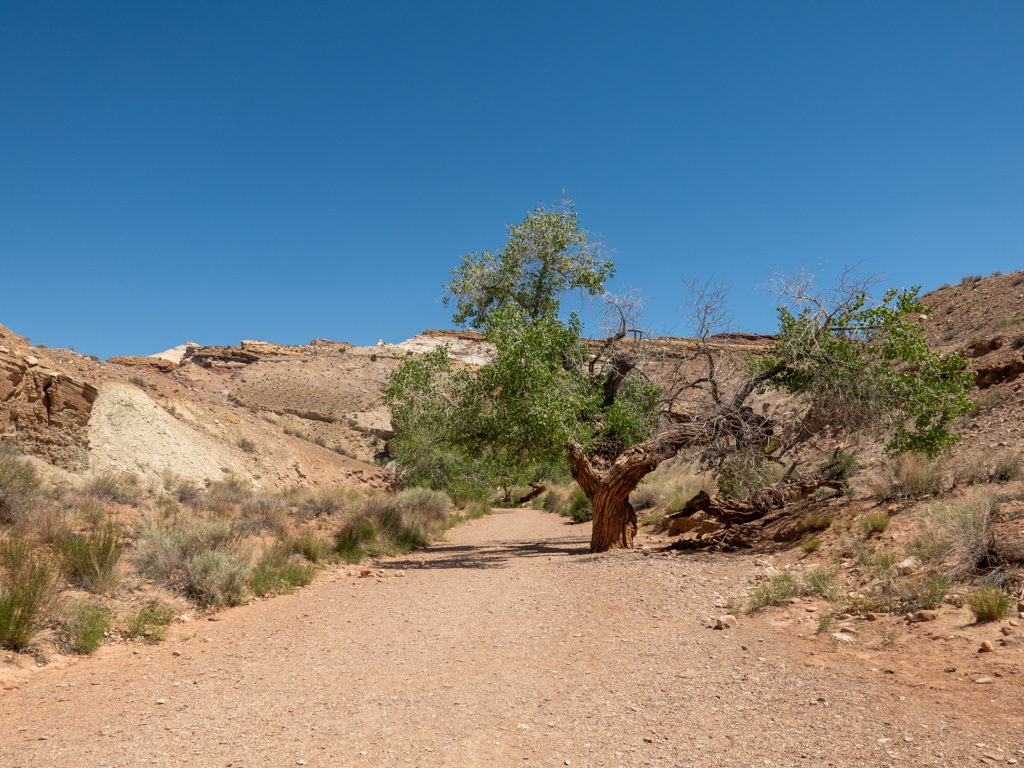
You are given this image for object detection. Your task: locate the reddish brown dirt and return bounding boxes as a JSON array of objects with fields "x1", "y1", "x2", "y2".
[{"x1": 2, "y1": 509, "x2": 1023, "y2": 767}]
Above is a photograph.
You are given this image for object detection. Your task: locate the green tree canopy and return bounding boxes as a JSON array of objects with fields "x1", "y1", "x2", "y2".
[{"x1": 443, "y1": 196, "x2": 615, "y2": 328}]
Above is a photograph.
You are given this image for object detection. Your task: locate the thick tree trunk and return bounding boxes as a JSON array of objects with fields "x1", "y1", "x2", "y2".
[{"x1": 569, "y1": 424, "x2": 704, "y2": 552}]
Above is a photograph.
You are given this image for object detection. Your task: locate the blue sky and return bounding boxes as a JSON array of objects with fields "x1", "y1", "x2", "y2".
[{"x1": 2, "y1": 2, "x2": 1022, "y2": 359}]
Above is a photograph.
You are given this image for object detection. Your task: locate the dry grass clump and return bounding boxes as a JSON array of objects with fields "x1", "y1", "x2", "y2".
[
  {"x1": 88, "y1": 472, "x2": 142, "y2": 506},
  {"x1": 906, "y1": 490, "x2": 997, "y2": 581},
  {"x1": 239, "y1": 493, "x2": 288, "y2": 533},
  {"x1": 203, "y1": 475, "x2": 252, "y2": 515},
  {"x1": 869, "y1": 452, "x2": 944, "y2": 499},
  {"x1": 967, "y1": 584, "x2": 1009, "y2": 622}
]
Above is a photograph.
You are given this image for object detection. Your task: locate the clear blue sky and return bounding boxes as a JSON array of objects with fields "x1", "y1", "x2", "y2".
[{"x1": 2, "y1": 2, "x2": 1022, "y2": 359}]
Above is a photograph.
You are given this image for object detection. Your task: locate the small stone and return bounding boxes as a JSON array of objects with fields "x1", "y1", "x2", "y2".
[
  {"x1": 799, "y1": 656, "x2": 827, "y2": 667},
  {"x1": 980, "y1": 641, "x2": 995, "y2": 653},
  {"x1": 907, "y1": 610, "x2": 938, "y2": 623},
  {"x1": 359, "y1": 569, "x2": 372, "y2": 578},
  {"x1": 1000, "y1": 626, "x2": 1020, "y2": 636},
  {"x1": 837, "y1": 613, "x2": 854, "y2": 620},
  {"x1": 974, "y1": 677, "x2": 995, "y2": 684},
  {"x1": 1009, "y1": 620, "x2": 1019, "y2": 627},
  {"x1": 837, "y1": 623, "x2": 858, "y2": 634},
  {"x1": 897, "y1": 556, "x2": 921, "y2": 575},
  {"x1": 678, "y1": 669, "x2": 697, "y2": 679},
  {"x1": 1000, "y1": 635, "x2": 1023, "y2": 647},
  {"x1": 394, "y1": 570, "x2": 405, "y2": 577},
  {"x1": 831, "y1": 632, "x2": 855, "y2": 645},
  {"x1": 172, "y1": 650, "x2": 181, "y2": 657},
  {"x1": 805, "y1": 606, "x2": 817, "y2": 612},
  {"x1": 716, "y1": 615, "x2": 738, "y2": 630},
  {"x1": 944, "y1": 666, "x2": 956, "y2": 673},
  {"x1": 866, "y1": 613, "x2": 882, "y2": 621},
  {"x1": 156, "y1": 699, "x2": 166, "y2": 705}
]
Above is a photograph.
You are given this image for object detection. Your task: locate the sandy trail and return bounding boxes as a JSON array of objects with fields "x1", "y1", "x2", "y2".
[{"x1": 2, "y1": 508, "x2": 1022, "y2": 767}]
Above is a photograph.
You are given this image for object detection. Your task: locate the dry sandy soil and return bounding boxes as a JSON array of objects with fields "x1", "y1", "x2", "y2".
[{"x1": 2, "y1": 509, "x2": 1023, "y2": 768}]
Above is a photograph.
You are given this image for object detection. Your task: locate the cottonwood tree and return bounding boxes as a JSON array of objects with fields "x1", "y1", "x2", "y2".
[
  {"x1": 569, "y1": 270, "x2": 975, "y2": 551},
  {"x1": 384, "y1": 197, "x2": 658, "y2": 502}
]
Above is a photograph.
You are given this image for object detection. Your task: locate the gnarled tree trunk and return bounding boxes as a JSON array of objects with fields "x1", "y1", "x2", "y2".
[{"x1": 569, "y1": 423, "x2": 706, "y2": 552}]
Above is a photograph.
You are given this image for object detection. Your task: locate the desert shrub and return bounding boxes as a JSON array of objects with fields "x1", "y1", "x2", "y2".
[
  {"x1": 237, "y1": 438, "x2": 257, "y2": 454},
  {"x1": 370, "y1": 353, "x2": 378, "y2": 362},
  {"x1": 172, "y1": 478, "x2": 203, "y2": 506},
  {"x1": 871, "y1": 452, "x2": 943, "y2": 499},
  {"x1": 641, "y1": 513, "x2": 664, "y2": 528},
  {"x1": 799, "y1": 511, "x2": 834, "y2": 532},
  {"x1": 204, "y1": 475, "x2": 251, "y2": 514},
  {"x1": 133, "y1": 513, "x2": 241, "y2": 581},
  {"x1": 303, "y1": 486, "x2": 348, "y2": 516},
  {"x1": 717, "y1": 451, "x2": 785, "y2": 501},
  {"x1": 395, "y1": 487, "x2": 451, "y2": 522},
  {"x1": 900, "y1": 574, "x2": 951, "y2": 613},
  {"x1": 542, "y1": 489, "x2": 564, "y2": 513},
  {"x1": 289, "y1": 534, "x2": 329, "y2": 563},
  {"x1": 88, "y1": 472, "x2": 142, "y2": 505},
  {"x1": 630, "y1": 482, "x2": 665, "y2": 511},
  {"x1": 187, "y1": 549, "x2": 250, "y2": 607},
  {"x1": 566, "y1": 488, "x2": 593, "y2": 523},
  {"x1": 0, "y1": 537, "x2": 57, "y2": 650},
  {"x1": 70, "y1": 488, "x2": 108, "y2": 528},
  {"x1": 334, "y1": 518, "x2": 376, "y2": 563},
  {"x1": 960, "y1": 275, "x2": 982, "y2": 285},
  {"x1": 800, "y1": 538, "x2": 822, "y2": 553},
  {"x1": 859, "y1": 512, "x2": 891, "y2": 535},
  {"x1": 906, "y1": 491, "x2": 996, "y2": 580},
  {"x1": 748, "y1": 571, "x2": 800, "y2": 613},
  {"x1": 61, "y1": 601, "x2": 111, "y2": 653},
  {"x1": 0, "y1": 446, "x2": 40, "y2": 525},
  {"x1": 818, "y1": 449, "x2": 858, "y2": 482},
  {"x1": 55, "y1": 523, "x2": 126, "y2": 594},
  {"x1": 128, "y1": 375, "x2": 148, "y2": 389},
  {"x1": 991, "y1": 451, "x2": 1022, "y2": 483},
  {"x1": 124, "y1": 602, "x2": 176, "y2": 642},
  {"x1": 239, "y1": 493, "x2": 287, "y2": 533},
  {"x1": 967, "y1": 584, "x2": 1008, "y2": 622},
  {"x1": 250, "y1": 543, "x2": 315, "y2": 596}
]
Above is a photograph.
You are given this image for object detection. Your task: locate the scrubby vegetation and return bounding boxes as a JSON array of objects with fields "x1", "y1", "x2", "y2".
[{"x1": 0, "y1": 461, "x2": 488, "y2": 655}]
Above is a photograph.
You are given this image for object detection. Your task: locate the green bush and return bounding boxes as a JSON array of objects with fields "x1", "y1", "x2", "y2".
[
  {"x1": 748, "y1": 571, "x2": 800, "y2": 613},
  {"x1": 187, "y1": 550, "x2": 250, "y2": 606},
  {"x1": 967, "y1": 584, "x2": 1009, "y2": 622},
  {"x1": 204, "y1": 475, "x2": 252, "y2": 514},
  {"x1": 124, "y1": 603, "x2": 176, "y2": 642},
  {"x1": 334, "y1": 518, "x2": 375, "y2": 563},
  {"x1": 289, "y1": 534, "x2": 329, "y2": 563},
  {"x1": 237, "y1": 438, "x2": 257, "y2": 454},
  {"x1": 55, "y1": 524, "x2": 126, "y2": 594},
  {"x1": 128, "y1": 376, "x2": 148, "y2": 389},
  {"x1": 250, "y1": 544, "x2": 315, "y2": 596},
  {"x1": 541, "y1": 490, "x2": 563, "y2": 513},
  {"x1": 0, "y1": 538, "x2": 57, "y2": 650},
  {"x1": 799, "y1": 512, "x2": 834, "y2": 532},
  {"x1": 800, "y1": 538, "x2": 822, "y2": 553},
  {"x1": 0, "y1": 446, "x2": 40, "y2": 525},
  {"x1": 62, "y1": 601, "x2": 111, "y2": 653},
  {"x1": 860, "y1": 512, "x2": 891, "y2": 535},
  {"x1": 818, "y1": 449, "x2": 858, "y2": 482},
  {"x1": 565, "y1": 488, "x2": 593, "y2": 523}
]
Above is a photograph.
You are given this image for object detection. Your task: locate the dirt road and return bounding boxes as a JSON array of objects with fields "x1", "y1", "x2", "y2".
[{"x1": 2, "y1": 508, "x2": 1022, "y2": 767}]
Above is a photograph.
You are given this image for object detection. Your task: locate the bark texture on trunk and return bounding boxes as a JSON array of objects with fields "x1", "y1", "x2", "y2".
[{"x1": 569, "y1": 423, "x2": 705, "y2": 552}]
